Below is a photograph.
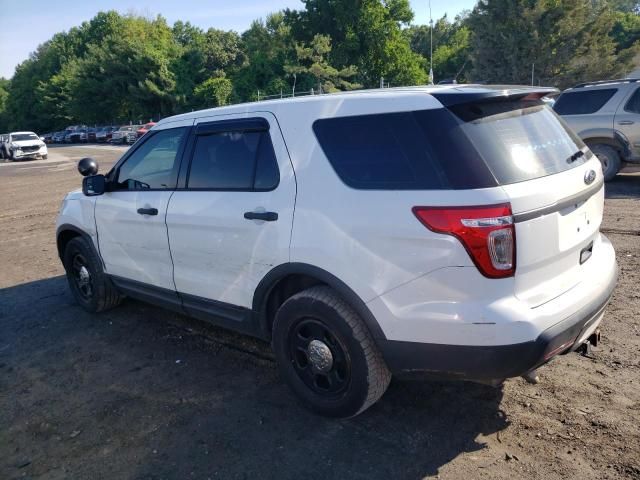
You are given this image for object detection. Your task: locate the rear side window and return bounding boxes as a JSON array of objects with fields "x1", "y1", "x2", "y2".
[
  {"x1": 553, "y1": 89, "x2": 617, "y2": 115},
  {"x1": 313, "y1": 110, "x2": 497, "y2": 190},
  {"x1": 187, "y1": 129, "x2": 279, "y2": 190},
  {"x1": 624, "y1": 87, "x2": 640, "y2": 113}
]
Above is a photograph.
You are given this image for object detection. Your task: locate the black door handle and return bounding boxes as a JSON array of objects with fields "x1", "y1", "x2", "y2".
[
  {"x1": 244, "y1": 211, "x2": 278, "y2": 221},
  {"x1": 137, "y1": 207, "x2": 158, "y2": 216}
]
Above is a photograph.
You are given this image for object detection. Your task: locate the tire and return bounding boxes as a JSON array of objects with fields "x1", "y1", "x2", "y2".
[
  {"x1": 42, "y1": 154, "x2": 48, "y2": 160},
  {"x1": 590, "y1": 144, "x2": 621, "y2": 181},
  {"x1": 272, "y1": 286, "x2": 391, "y2": 417},
  {"x1": 63, "y1": 236, "x2": 122, "y2": 313}
]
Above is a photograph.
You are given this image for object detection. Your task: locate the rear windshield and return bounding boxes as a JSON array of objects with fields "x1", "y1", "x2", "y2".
[
  {"x1": 553, "y1": 89, "x2": 617, "y2": 115},
  {"x1": 313, "y1": 101, "x2": 587, "y2": 189}
]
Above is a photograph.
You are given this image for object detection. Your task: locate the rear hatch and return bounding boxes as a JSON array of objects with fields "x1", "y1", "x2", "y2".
[{"x1": 434, "y1": 88, "x2": 604, "y2": 307}]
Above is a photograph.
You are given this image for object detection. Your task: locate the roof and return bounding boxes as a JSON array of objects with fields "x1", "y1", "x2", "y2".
[
  {"x1": 157, "y1": 84, "x2": 558, "y2": 126},
  {"x1": 568, "y1": 78, "x2": 640, "y2": 90}
]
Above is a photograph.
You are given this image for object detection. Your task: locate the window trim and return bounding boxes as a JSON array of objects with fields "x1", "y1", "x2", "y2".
[
  {"x1": 623, "y1": 86, "x2": 640, "y2": 114},
  {"x1": 107, "y1": 126, "x2": 190, "y2": 192},
  {"x1": 181, "y1": 117, "x2": 280, "y2": 192}
]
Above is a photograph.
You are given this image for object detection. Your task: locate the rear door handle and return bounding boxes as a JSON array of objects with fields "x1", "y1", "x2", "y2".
[
  {"x1": 244, "y1": 211, "x2": 278, "y2": 221},
  {"x1": 137, "y1": 207, "x2": 158, "y2": 216},
  {"x1": 618, "y1": 120, "x2": 634, "y2": 125}
]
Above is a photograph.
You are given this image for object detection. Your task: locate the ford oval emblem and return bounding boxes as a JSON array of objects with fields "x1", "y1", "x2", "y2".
[{"x1": 584, "y1": 169, "x2": 596, "y2": 185}]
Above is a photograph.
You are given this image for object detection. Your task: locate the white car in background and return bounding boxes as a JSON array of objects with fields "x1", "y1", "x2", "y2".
[{"x1": 0, "y1": 131, "x2": 48, "y2": 161}]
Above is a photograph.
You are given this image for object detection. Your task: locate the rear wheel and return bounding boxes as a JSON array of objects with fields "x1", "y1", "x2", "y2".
[
  {"x1": 272, "y1": 286, "x2": 391, "y2": 417},
  {"x1": 63, "y1": 236, "x2": 122, "y2": 313},
  {"x1": 590, "y1": 144, "x2": 621, "y2": 181}
]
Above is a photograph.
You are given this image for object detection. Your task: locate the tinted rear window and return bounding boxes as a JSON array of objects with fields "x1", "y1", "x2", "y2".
[
  {"x1": 313, "y1": 110, "x2": 496, "y2": 190},
  {"x1": 553, "y1": 89, "x2": 616, "y2": 115},
  {"x1": 314, "y1": 102, "x2": 587, "y2": 189}
]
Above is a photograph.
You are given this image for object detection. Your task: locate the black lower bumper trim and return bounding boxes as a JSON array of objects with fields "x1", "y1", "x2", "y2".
[{"x1": 379, "y1": 265, "x2": 618, "y2": 380}]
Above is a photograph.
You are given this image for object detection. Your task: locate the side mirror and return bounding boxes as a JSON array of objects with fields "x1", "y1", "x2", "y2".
[
  {"x1": 82, "y1": 174, "x2": 106, "y2": 196},
  {"x1": 78, "y1": 157, "x2": 98, "y2": 176}
]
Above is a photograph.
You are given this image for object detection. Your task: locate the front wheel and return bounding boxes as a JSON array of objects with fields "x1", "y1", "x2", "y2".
[
  {"x1": 272, "y1": 286, "x2": 391, "y2": 417},
  {"x1": 63, "y1": 236, "x2": 122, "y2": 313},
  {"x1": 590, "y1": 144, "x2": 621, "y2": 181}
]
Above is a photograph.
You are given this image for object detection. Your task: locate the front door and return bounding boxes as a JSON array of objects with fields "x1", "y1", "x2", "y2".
[
  {"x1": 95, "y1": 123, "x2": 190, "y2": 291},
  {"x1": 166, "y1": 113, "x2": 296, "y2": 312}
]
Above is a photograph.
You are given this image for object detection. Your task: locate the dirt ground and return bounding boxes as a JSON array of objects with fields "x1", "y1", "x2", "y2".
[{"x1": 0, "y1": 146, "x2": 639, "y2": 480}]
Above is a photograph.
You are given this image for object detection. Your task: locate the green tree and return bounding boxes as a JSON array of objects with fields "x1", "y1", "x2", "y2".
[
  {"x1": 194, "y1": 76, "x2": 233, "y2": 107},
  {"x1": 407, "y1": 14, "x2": 472, "y2": 82},
  {"x1": 285, "y1": 0, "x2": 427, "y2": 87},
  {"x1": 232, "y1": 13, "x2": 297, "y2": 101},
  {"x1": 285, "y1": 34, "x2": 361, "y2": 92},
  {"x1": 468, "y1": 0, "x2": 638, "y2": 88}
]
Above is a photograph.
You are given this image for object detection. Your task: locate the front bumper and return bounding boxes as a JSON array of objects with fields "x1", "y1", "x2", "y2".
[{"x1": 378, "y1": 264, "x2": 617, "y2": 379}]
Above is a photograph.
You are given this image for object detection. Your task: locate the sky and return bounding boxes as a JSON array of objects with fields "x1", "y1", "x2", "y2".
[{"x1": 0, "y1": 0, "x2": 475, "y2": 79}]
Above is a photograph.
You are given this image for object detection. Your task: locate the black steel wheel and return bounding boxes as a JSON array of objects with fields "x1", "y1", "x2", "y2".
[
  {"x1": 63, "y1": 236, "x2": 122, "y2": 313},
  {"x1": 71, "y1": 252, "x2": 93, "y2": 300},
  {"x1": 288, "y1": 318, "x2": 351, "y2": 396},
  {"x1": 273, "y1": 286, "x2": 391, "y2": 417}
]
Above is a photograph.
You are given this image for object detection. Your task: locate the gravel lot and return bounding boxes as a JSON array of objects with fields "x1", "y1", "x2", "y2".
[{"x1": 1, "y1": 146, "x2": 639, "y2": 479}]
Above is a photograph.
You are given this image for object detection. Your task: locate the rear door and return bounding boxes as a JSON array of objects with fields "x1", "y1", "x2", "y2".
[
  {"x1": 614, "y1": 86, "x2": 640, "y2": 160},
  {"x1": 166, "y1": 112, "x2": 296, "y2": 314},
  {"x1": 447, "y1": 97, "x2": 603, "y2": 307}
]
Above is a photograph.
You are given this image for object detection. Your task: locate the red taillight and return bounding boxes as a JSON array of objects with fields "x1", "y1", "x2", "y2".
[{"x1": 412, "y1": 203, "x2": 516, "y2": 278}]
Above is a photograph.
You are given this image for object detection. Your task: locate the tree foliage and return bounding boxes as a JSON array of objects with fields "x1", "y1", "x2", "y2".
[
  {"x1": 0, "y1": 1, "x2": 639, "y2": 133},
  {"x1": 468, "y1": 0, "x2": 639, "y2": 88}
]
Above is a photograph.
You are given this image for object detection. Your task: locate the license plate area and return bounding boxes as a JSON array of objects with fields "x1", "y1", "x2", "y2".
[{"x1": 558, "y1": 197, "x2": 598, "y2": 250}]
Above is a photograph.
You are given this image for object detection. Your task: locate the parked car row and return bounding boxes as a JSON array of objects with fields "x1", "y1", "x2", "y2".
[{"x1": 43, "y1": 122, "x2": 157, "y2": 146}]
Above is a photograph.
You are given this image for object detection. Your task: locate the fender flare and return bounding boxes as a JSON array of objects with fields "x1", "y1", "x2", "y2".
[
  {"x1": 56, "y1": 224, "x2": 100, "y2": 264},
  {"x1": 252, "y1": 262, "x2": 387, "y2": 342}
]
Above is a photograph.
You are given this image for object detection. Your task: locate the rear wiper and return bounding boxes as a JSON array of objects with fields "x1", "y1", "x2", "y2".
[{"x1": 566, "y1": 150, "x2": 585, "y2": 164}]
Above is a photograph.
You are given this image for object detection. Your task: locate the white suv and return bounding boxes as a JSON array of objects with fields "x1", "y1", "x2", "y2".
[
  {"x1": 1, "y1": 131, "x2": 48, "y2": 160},
  {"x1": 56, "y1": 86, "x2": 618, "y2": 417}
]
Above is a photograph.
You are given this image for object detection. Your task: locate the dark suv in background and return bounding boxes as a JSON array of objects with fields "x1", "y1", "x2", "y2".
[{"x1": 554, "y1": 78, "x2": 640, "y2": 180}]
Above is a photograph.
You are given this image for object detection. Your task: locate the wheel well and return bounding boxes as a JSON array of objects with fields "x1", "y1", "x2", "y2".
[
  {"x1": 263, "y1": 274, "x2": 326, "y2": 335},
  {"x1": 56, "y1": 229, "x2": 81, "y2": 260},
  {"x1": 584, "y1": 137, "x2": 624, "y2": 157}
]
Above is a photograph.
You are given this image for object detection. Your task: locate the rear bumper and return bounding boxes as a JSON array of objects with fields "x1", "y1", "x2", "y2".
[{"x1": 378, "y1": 264, "x2": 616, "y2": 379}]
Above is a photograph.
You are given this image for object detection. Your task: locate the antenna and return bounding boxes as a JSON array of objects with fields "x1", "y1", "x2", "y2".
[{"x1": 429, "y1": 0, "x2": 434, "y2": 85}]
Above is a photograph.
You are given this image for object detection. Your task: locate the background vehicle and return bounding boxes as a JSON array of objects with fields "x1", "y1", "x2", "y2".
[
  {"x1": 87, "y1": 127, "x2": 98, "y2": 142},
  {"x1": 69, "y1": 128, "x2": 88, "y2": 143},
  {"x1": 0, "y1": 131, "x2": 48, "y2": 160},
  {"x1": 554, "y1": 78, "x2": 640, "y2": 180},
  {"x1": 42, "y1": 133, "x2": 54, "y2": 144},
  {"x1": 96, "y1": 126, "x2": 117, "y2": 143},
  {"x1": 52, "y1": 131, "x2": 66, "y2": 143},
  {"x1": 110, "y1": 125, "x2": 138, "y2": 144},
  {"x1": 136, "y1": 122, "x2": 156, "y2": 139},
  {"x1": 57, "y1": 85, "x2": 617, "y2": 417}
]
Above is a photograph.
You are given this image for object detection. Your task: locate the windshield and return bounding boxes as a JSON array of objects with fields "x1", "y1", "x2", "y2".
[{"x1": 12, "y1": 133, "x2": 39, "y2": 142}]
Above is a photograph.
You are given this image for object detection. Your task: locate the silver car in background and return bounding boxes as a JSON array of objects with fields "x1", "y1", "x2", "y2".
[{"x1": 554, "y1": 78, "x2": 640, "y2": 180}]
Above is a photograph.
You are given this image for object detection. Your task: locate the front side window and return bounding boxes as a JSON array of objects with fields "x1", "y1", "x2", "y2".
[
  {"x1": 113, "y1": 127, "x2": 186, "y2": 190},
  {"x1": 553, "y1": 89, "x2": 617, "y2": 115},
  {"x1": 187, "y1": 128, "x2": 279, "y2": 190}
]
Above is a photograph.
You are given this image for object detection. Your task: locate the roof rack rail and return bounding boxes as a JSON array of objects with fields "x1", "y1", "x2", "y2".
[{"x1": 572, "y1": 78, "x2": 640, "y2": 89}]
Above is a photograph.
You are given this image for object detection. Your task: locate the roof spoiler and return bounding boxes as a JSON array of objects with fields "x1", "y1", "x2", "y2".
[{"x1": 432, "y1": 86, "x2": 559, "y2": 107}]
